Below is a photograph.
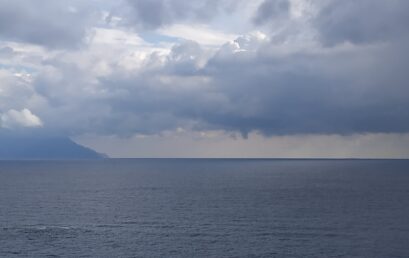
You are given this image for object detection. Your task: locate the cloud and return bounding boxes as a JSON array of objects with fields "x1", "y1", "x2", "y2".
[
  {"x1": 0, "y1": 0, "x2": 93, "y2": 48},
  {"x1": 251, "y1": 0, "x2": 317, "y2": 44},
  {"x1": 314, "y1": 0, "x2": 409, "y2": 46},
  {"x1": 0, "y1": 0, "x2": 408, "y2": 146},
  {"x1": 1, "y1": 108, "x2": 43, "y2": 129},
  {"x1": 21, "y1": 29, "x2": 409, "y2": 138},
  {"x1": 158, "y1": 24, "x2": 237, "y2": 46},
  {"x1": 0, "y1": 46, "x2": 15, "y2": 58},
  {"x1": 182, "y1": 43, "x2": 407, "y2": 137},
  {"x1": 117, "y1": 0, "x2": 243, "y2": 30},
  {"x1": 253, "y1": 0, "x2": 290, "y2": 25}
]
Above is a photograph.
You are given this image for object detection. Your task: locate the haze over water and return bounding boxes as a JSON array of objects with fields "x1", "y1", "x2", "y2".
[{"x1": 1, "y1": 159, "x2": 409, "y2": 257}]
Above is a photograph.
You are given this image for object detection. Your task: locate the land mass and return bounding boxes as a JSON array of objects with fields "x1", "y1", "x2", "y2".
[{"x1": 0, "y1": 134, "x2": 106, "y2": 160}]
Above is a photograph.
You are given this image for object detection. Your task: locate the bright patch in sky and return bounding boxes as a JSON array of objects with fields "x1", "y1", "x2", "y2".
[
  {"x1": 1, "y1": 109, "x2": 43, "y2": 129},
  {"x1": 158, "y1": 24, "x2": 238, "y2": 46}
]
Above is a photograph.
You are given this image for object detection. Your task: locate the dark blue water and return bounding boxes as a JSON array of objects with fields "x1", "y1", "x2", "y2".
[{"x1": 1, "y1": 159, "x2": 409, "y2": 257}]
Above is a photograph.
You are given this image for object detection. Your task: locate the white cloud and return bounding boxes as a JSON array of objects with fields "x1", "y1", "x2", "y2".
[
  {"x1": 158, "y1": 24, "x2": 237, "y2": 46},
  {"x1": 1, "y1": 108, "x2": 43, "y2": 129}
]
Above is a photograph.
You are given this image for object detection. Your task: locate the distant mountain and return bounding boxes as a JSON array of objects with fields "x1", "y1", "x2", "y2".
[{"x1": 0, "y1": 134, "x2": 107, "y2": 160}]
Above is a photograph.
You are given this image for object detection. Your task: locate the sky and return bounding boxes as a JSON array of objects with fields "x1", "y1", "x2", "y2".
[{"x1": 0, "y1": 0, "x2": 409, "y2": 158}]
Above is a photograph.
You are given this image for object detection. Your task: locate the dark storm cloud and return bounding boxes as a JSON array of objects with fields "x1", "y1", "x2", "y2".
[
  {"x1": 51, "y1": 36, "x2": 407, "y2": 137},
  {"x1": 0, "y1": 0, "x2": 92, "y2": 48},
  {"x1": 314, "y1": 0, "x2": 409, "y2": 46},
  {"x1": 121, "y1": 0, "x2": 241, "y2": 29},
  {"x1": 199, "y1": 43, "x2": 409, "y2": 136}
]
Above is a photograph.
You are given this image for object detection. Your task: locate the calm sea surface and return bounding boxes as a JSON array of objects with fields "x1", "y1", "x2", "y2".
[{"x1": 0, "y1": 159, "x2": 409, "y2": 257}]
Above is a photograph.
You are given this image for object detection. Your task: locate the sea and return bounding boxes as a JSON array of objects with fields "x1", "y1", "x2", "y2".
[{"x1": 0, "y1": 159, "x2": 408, "y2": 257}]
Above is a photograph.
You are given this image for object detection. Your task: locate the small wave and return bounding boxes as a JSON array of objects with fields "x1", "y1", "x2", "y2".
[
  {"x1": 30, "y1": 225, "x2": 74, "y2": 231},
  {"x1": 94, "y1": 224, "x2": 124, "y2": 229},
  {"x1": 2, "y1": 225, "x2": 80, "y2": 234}
]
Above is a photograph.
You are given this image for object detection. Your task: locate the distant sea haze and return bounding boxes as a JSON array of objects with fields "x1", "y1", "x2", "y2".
[{"x1": 1, "y1": 159, "x2": 409, "y2": 257}]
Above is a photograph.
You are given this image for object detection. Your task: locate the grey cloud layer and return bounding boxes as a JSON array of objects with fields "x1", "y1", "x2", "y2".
[
  {"x1": 253, "y1": 0, "x2": 290, "y2": 25},
  {"x1": 314, "y1": 0, "x2": 409, "y2": 46},
  {"x1": 0, "y1": 0, "x2": 94, "y2": 48},
  {"x1": 1, "y1": 0, "x2": 409, "y2": 137},
  {"x1": 118, "y1": 0, "x2": 242, "y2": 29},
  {"x1": 34, "y1": 38, "x2": 409, "y2": 137}
]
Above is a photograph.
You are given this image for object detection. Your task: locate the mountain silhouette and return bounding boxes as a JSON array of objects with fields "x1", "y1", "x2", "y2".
[{"x1": 0, "y1": 133, "x2": 106, "y2": 160}]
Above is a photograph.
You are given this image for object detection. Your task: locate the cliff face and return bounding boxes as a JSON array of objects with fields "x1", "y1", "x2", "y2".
[{"x1": 0, "y1": 134, "x2": 106, "y2": 160}]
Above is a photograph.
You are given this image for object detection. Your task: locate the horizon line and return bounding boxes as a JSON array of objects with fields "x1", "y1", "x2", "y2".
[{"x1": 0, "y1": 158, "x2": 409, "y2": 161}]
